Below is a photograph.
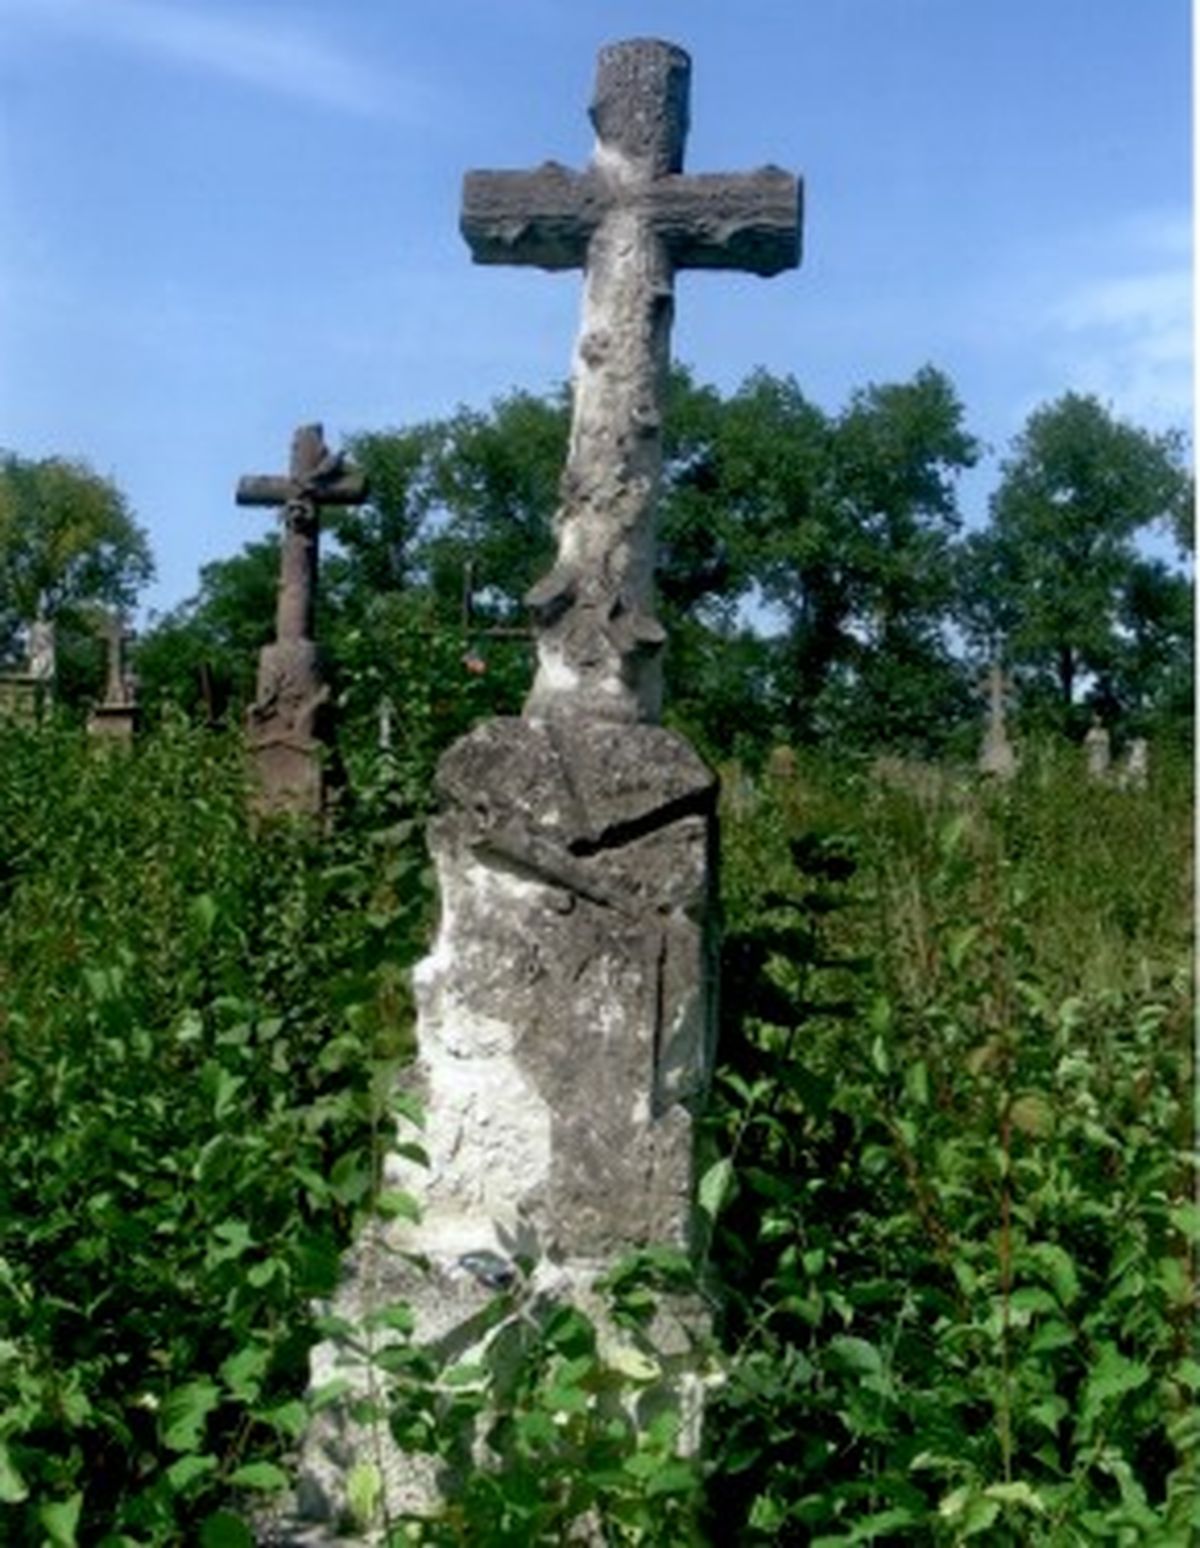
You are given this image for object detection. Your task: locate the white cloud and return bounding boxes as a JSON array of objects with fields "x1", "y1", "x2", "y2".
[
  {"x1": 1043, "y1": 211, "x2": 1193, "y2": 431},
  {"x1": 0, "y1": 0, "x2": 427, "y2": 122}
]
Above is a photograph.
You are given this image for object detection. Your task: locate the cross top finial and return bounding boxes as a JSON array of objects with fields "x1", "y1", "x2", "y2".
[{"x1": 591, "y1": 39, "x2": 690, "y2": 175}]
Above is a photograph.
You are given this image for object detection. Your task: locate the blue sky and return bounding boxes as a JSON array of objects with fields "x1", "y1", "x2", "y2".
[{"x1": 0, "y1": 0, "x2": 1191, "y2": 618}]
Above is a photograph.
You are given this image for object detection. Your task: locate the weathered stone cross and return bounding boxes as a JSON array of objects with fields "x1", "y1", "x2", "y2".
[
  {"x1": 236, "y1": 424, "x2": 366, "y2": 644},
  {"x1": 98, "y1": 611, "x2": 135, "y2": 706},
  {"x1": 235, "y1": 425, "x2": 365, "y2": 816},
  {"x1": 462, "y1": 38, "x2": 801, "y2": 722}
]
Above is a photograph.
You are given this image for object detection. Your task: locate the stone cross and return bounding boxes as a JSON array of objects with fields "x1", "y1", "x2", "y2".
[
  {"x1": 236, "y1": 424, "x2": 366, "y2": 645},
  {"x1": 98, "y1": 612, "x2": 135, "y2": 706},
  {"x1": 27, "y1": 618, "x2": 56, "y2": 685},
  {"x1": 1084, "y1": 714, "x2": 1111, "y2": 782},
  {"x1": 290, "y1": 43, "x2": 797, "y2": 1533},
  {"x1": 462, "y1": 38, "x2": 801, "y2": 723},
  {"x1": 86, "y1": 612, "x2": 138, "y2": 744},
  {"x1": 978, "y1": 659, "x2": 1017, "y2": 780},
  {"x1": 235, "y1": 425, "x2": 366, "y2": 815}
]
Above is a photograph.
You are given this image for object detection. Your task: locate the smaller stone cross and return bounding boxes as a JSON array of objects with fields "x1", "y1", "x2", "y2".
[
  {"x1": 98, "y1": 612, "x2": 135, "y2": 706},
  {"x1": 977, "y1": 660, "x2": 1016, "y2": 780},
  {"x1": 27, "y1": 617, "x2": 56, "y2": 685},
  {"x1": 1084, "y1": 714, "x2": 1111, "y2": 782},
  {"x1": 237, "y1": 424, "x2": 366, "y2": 644},
  {"x1": 235, "y1": 425, "x2": 366, "y2": 816},
  {"x1": 87, "y1": 611, "x2": 138, "y2": 744}
]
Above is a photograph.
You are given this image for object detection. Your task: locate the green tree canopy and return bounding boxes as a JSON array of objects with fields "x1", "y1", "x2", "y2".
[
  {"x1": 0, "y1": 452, "x2": 153, "y2": 662},
  {"x1": 961, "y1": 393, "x2": 1191, "y2": 723}
]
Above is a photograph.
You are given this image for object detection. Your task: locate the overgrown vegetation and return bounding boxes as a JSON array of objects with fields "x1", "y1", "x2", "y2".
[{"x1": 0, "y1": 713, "x2": 1192, "y2": 1544}]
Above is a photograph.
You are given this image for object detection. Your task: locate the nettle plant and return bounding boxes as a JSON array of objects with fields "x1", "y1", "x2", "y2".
[
  {"x1": 705, "y1": 757, "x2": 1196, "y2": 1544},
  {"x1": 0, "y1": 720, "x2": 1193, "y2": 1545},
  {"x1": 0, "y1": 718, "x2": 427, "y2": 1545}
]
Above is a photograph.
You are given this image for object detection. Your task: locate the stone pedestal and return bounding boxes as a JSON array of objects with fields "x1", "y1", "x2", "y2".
[
  {"x1": 288, "y1": 717, "x2": 718, "y2": 1533},
  {"x1": 246, "y1": 640, "x2": 330, "y2": 817},
  {"x1": 86, "y1": 701, "x2": 138, "y2": 744},
  {"x1": 978, "y1": 726, "x2": 1017, "y2": 780}
]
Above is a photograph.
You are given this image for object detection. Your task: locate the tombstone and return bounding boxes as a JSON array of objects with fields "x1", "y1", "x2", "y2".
[
  {"x1": 236, "y1": 424, "x2": 366, "y2": 816},
  {"x1": 86, "y1": 613, "x2": 139, "y2": 743},
  {"x1": 978, "y1": 660, "x2": 1017, "y2": 780},
  {"x1": 27, "y1": 617, "x2": 56, "y2": 686},
  {"x1": 288, "y1": 39, "x2": 801, "y2": 1535},
  {"x1": 1083, "y1": 713, "x2": 1111, "y2": 782},
  {"x1": 0, "y1": 617, "x2": 56, "y2": 724},
  {"x1": 1118, "y1": 735, "x2": 1149, "y2": 791}
]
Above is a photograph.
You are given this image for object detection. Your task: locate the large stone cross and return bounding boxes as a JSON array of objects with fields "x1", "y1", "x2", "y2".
[
  {"x1": 236, "y1": 424, "x2": 366, "y2": 644},
  {"x1": 462, "y1": 38, "x2": 802, "y2": 722}
]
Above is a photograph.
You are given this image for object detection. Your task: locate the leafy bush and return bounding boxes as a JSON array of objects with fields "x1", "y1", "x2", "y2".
[
  {"x1": 0, "y1": 719, "x2": 1192, "y2": 1544},
  {"x1": 0, "y1": 717, "x2": 428, "y2": 1543},
  {"x1": 706, "y1": 749, "x2": 1196, "y2": 1543}
]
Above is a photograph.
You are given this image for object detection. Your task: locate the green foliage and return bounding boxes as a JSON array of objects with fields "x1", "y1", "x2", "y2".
[
  {"x1": 0, "y1": 453, "x2": 153, "y2": 637},
  {"x1": 707, "y1": 749, "x2": 1195, "y2": 1543},
  {"x1": 0, "y1": 717, "x2": 429, "y2": 1543},
  {"x1": 134, "y1": 540, "x2": 280, "y2": 722},
  {"x1": 960, "y1": 393, "x2": 1192, "y2": 727},
  {"x1": 0, "y1": 452, "x2": 154, "y2": 709}
]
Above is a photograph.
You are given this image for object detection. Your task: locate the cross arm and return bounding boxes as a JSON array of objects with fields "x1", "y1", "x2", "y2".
[
  {"x1": 655, "y1": 167, "x2": 801, "y2": 276},
  {"x1": 236, "y1": 472, "x2": 367, "y2": 508},
  {"x1": 461, "y1": 163, "x2": 601, "y2": 269}
]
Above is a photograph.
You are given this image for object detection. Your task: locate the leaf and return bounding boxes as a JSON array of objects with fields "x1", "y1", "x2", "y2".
[
  {"x1": 190, "y1": 893, "x2": 218, "y2": 936},
  {"x1": 227, "y1": 1461, "x2": 289, "y2": 1491},
  {"x1": 0, "y1": 1440, "x2": 29, "y2": 1503},
  {"x1": 904, "y1": 1058, "x2": 930, "y2": 1107},
  {"x1": 946, "y1": 924, "x2": 980, "y2": 971},
  {"x1": 698, "y1": 1157, "x2": 734, "y2": 1221},
  {"x1": 166, "y1": 1453, "x2": 218, "y2": 1492},
  {"x1": 199, "y1": 1512, "x2": 254, "y2": 1548},
  {"x1": 258, "y1": 1399, "x2": 308, "y2": 1440},
  {"x1": 38, "y1": 1494, "x2": 83, "y2": 1548},
  {"x1": 375, "y1": 1188, "x2": 421, "y2": 1223},
  {"x1": 1029, "y1": 1319, "x2": 1076, "y2": 1354},
  {"x1": 828, "y1": 1335, "x2": 883, "y2": 1376},
  {"x1": 160, "y1": 1378, "x2": 221, "y2": 1452},
  {"x1": 984, "y1": 1481, "x2": 1047, "y2": 1512},
  {"x1": 212, "y1": 1067, "x2": 245, "y2": 1120},
  {"x1": 606, "y1": 1344, "x2": 661, "y2": 1382},
  {"x1": 220, "y1": 1343, "x2": 269, "y2": 1401},
  {"x1": 1079, "y1": 1343, "x2": 1151, "y2": 1435},
  {"x1": 1169, "y1": 1200, "x2": 1200, "y2": 1242},
  {"x1": 329, "y1": 1148, "x2": 371, "y2": 1206},
  {"x1": 644, "y1": 1459, "x2": 698, "y2": 1497},
  {"x1": 346, "y1": 1461, "x2": 382, "y2": 1530},
  {"x1": 1009, "y1": 1093, "x2": 1053, "y2": 1137},
  {"x1": 1022, "y1": 1241, "x2": 1080, "y2": 1306}
]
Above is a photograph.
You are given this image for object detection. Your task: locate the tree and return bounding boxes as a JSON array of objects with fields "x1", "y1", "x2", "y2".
[
  {"x1": 134, "y1": 541, "x2": 279, "y2": 721},
  {"x1": 669, "y1": 365, "x2": 978, "y2": 754},
  {"x1": 0, "y1": 452, "x2": 153, "y2": 675},
  {"x1": 961, "y1": 393, "x2": 1191, "y2": 722}
]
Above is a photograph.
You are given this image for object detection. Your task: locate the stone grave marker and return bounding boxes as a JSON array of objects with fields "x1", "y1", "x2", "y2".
[
  {"x1": 978, "y1": 659, "x2": 1017, "y2": 780},
  {"x1": 1118, "y1": 735, "x2": 1149, "y2": 791},
  {"x1": 289, "y1": 38, "x2": 801, "y2": 1536},
  {"x1": 86, "y1": 612, "x2": 138, "y2": 743},
  {"x1": 0, "y1": 616, "x2": 56, "y2": 723},
  {"x1": 236, "y1": 424, "x2": 366, "y2": 815},
  {"x1": 1084, "y1": 713, "x2": 1111, "y2": 782}
]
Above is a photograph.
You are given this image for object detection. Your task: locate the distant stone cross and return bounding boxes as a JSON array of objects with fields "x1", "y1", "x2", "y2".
[
  {"x1": 462, "y1": 38, "x2": 801, "y2": 722},
  {"x1": 99, "y1": 612, "x2": 135, "y2": 705},
  {"x1": 236, "y1": 424, "x2": 366, "y2": 643},
  {"x1": 978, "y1": 659, "x2": 1017, "y2": 780}
]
